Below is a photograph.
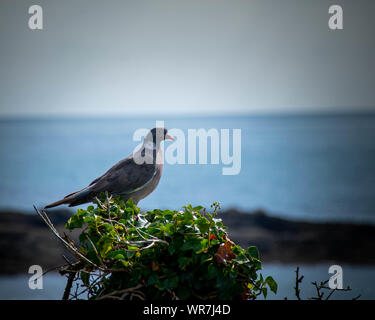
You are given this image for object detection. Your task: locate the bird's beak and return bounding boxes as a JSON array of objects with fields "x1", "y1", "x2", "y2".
[{"x1": 165, "y1": 134, "x2": 175, "y2": 141}]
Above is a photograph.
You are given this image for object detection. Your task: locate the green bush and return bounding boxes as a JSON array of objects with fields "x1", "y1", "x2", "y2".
[{"x1": 64, "y1": 194, "x2": 277, "y2": 300}]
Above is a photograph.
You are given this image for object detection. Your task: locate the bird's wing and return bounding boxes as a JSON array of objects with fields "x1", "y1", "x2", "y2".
[{"x1": 89, "y1": 156, "x2": 156, "y2": 196}]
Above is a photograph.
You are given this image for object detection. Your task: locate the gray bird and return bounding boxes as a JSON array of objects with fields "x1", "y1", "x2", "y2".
[{"x1": 45, "y1": 127, "x2": 174, "y2": 209}]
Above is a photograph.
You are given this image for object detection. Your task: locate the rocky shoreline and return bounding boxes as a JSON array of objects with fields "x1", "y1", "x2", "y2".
[{"x1": 0, "y1": 208, "x2": 374, "y2": 274}]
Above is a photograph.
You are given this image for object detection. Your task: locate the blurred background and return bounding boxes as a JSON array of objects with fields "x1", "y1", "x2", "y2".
[{"x1": 0, "y1": 0, "x2": 374, "y2": 299}]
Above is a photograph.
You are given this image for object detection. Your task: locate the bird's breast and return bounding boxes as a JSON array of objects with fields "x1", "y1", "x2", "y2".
[{"x1": 156, "y1": 148, "x2": 164, "y2": 166}]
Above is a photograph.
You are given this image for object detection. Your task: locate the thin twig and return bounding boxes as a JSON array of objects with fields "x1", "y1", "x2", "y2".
[
  {"x1": 96, "y1": 284, "x2": 144, "y2": 300},
  {"x1": 294, "y1": 267, "x2": 304, "y2": 300},
  {"x1": 34, "y1": 205, "x2": 104, "y2": 271},
  {"x1": 62, "y1": 272, "x2": 76, "y2": 300}
]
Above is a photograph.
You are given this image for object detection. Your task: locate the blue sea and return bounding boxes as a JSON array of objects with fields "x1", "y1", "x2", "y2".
[
  {"x1": 1, "y1": 114, "x2": 375, "y2": 300},
  {"x1": 1, "y1": 114, "x2": 375, "y2": 223}
]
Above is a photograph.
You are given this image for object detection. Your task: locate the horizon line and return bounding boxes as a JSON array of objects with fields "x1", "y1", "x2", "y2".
[{"x1": 1, "y1": 108, "x2": 375, "y2": 121}]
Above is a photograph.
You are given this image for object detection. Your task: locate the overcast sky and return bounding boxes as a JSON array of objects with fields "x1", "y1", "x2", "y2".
[{"x1": 0, "y1": 0, "x2": 374, "y2": 117}]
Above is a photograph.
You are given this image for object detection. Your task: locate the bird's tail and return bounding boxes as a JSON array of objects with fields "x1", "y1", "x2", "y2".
[
  {"x1": 44, "y1": 198, "x2": 71, "y2": 209},
  {"x1": 44, "y1": 188, "x2": 92, "y2": 209}
]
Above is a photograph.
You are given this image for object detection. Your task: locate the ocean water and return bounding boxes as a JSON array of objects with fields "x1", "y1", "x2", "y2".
[{"x1": 0, "y1": 114, "x2": 374, "y2": 223}]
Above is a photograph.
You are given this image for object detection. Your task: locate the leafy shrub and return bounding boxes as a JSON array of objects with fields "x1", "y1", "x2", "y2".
[{"x1": 63, "y1": 194, "x2": 277, "y2": 300}]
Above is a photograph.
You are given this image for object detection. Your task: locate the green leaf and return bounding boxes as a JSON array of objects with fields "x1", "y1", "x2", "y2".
[
  {"x1": 247, "y1": 246, "x2": 260, "y2": 260},
  {"x1": 65, "y1": 214, "x2": 84, "y2": 230},
  {"x1": 196, "y1": 218, "x2": 209, "y2": 234},
  {"x1": 148, "y1": 273, "x2": 160, "y2": 286},
  {"x1": 83, "y1": 216, "x2": 94, "y2": 223},
  {"x1": 107, "y1": 250, "x2": 127, "y2": 260},
  {"x1": 163, "y1": 274, "x2": 179, "y2": 289},
  {"x1": 183, "y1": 210, "x2": 194, "y2": 223},
  {"x1": 208, "y1": 264, "x2": 218, "y2": 278},
  {"x1": 126, "y1": 197, "x2": 135, "y2": 207},
  {"x1": 168, "y1": 244, "x2": 176, "y2": 255},
  {"x1": 182, "y1": 238, "x2": 203, "y2": 252},
  {"x1": 262, "y1": 287, "x2": 268, "y2": 298},
  {"x1": 192, "y1": 205, "x2": 204, "y2": 212},
  {"x1": 99, "y1": 240, "x2": 112, "y2": 258},
  {"x1": 178, "y1": 257, "x2": 191, "y2": 269},
  {"x1": 177, "y1": 286, "x2": 191, "y2": 299},
  {"x1": 164, "y1": 223, "x2": 175, "y2": 235},
  {"x1": 265, "y1": 276, "x2": 278, "y2": 294},
  {"x1": 127, "y1": 245, "x2": 139, "y2": 251},
  {"x1": 119, "y1": 260, "x2": 129, "y2": 267},
  {"x1": 80, "y1": 271, "x2": 90, "y2": 286}
]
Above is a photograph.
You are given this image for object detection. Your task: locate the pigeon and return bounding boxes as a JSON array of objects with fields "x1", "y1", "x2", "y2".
[{"x1": 45, "y1": 127, "x2": 174, "y2": 209}]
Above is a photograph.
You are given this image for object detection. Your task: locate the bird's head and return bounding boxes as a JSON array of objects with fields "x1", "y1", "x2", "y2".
[{"x1": 145, "y1": 127, "x2": 174, "y2": 147}]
